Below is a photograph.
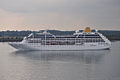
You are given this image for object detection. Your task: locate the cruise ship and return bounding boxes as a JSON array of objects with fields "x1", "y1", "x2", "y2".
[{"x1": 9, "y1": 27, "x2": 111, "y2": 50}]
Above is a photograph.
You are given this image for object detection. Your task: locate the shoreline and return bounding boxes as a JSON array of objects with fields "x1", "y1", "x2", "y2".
[{"x1": 0, "y1": 37, "x2": 120, "y2": 42}]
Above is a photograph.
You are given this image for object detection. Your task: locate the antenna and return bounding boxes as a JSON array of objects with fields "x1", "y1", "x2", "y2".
[
  {"x1": 43, "y1": 30, "x2": 47, "y2": 34},
  {"x1": 75, "y1": 30, "x2": 79, "y2": 33}
]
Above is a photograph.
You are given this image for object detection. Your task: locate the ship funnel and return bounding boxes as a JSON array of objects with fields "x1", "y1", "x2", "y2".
[{"x1": 83, "y1": 27, "x2": 91, "y2": 33}]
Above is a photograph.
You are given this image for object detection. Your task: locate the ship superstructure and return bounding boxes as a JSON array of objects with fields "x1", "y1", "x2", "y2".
[{"x1": 9, "y1": 27, "x2": 111, "y2": 50}]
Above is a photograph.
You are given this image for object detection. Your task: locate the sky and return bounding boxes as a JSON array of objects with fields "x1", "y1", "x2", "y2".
[{"x1": 0, "y1": 0, "x2": 120, "y2": 31}]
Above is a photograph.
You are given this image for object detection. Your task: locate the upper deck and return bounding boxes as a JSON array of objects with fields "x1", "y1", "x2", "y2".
[{"x1": 27, "y1": 32, "x2": 101, "y2": 39}]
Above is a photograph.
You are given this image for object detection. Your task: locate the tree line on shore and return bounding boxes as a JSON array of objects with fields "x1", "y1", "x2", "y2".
[{"x1": 0, "y1": 30, "x2": 120, "y2": 42}]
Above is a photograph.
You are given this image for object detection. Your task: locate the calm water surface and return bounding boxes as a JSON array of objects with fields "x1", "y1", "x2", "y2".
[{"x1": 0, "y1": 41, "x2": 120, "y2": 80}]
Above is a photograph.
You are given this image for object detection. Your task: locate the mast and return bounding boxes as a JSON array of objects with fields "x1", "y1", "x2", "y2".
[
  {"x1": 45, "y1": 32, "x2": 46, "y2": 45},
  {"x1": 32, "y1": 33, "x2": 34, "y2": 43},
  {"x1": 43, "y1": 30, "x2": 47, "y2": 45}
]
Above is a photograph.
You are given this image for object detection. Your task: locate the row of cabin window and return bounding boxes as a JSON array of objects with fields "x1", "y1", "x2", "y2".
[
  {"x1": 36, "y1": 37, "x2": 101, "y2": 40},
  {"x1": 41, "y1": 38, "x2": 103, "y2": 40},
  {"x1": 31, "y1": 36, "x2": 101, "y2": 38},
  {"x1": 28, "y1": 38, "x2": 104, "y2": 43}
]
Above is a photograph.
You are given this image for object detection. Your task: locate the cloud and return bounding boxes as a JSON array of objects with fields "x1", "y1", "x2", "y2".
[
  {"x1": 0, "y1": 0, "x2": 120, "y2": 30},
  {"x1": 0, "y1": 8, "x2": 24, "y2": 30}
]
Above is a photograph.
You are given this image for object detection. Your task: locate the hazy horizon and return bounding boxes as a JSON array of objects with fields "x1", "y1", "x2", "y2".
[
  {"x1": 0, "y1": 0, "x2": 120, "y2": 31},
  {"x1": 0, "y1": 28, "x2": 120, "y2": 31}
]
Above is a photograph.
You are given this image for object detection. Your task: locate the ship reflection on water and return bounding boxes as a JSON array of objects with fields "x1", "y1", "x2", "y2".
[
  {"x1": 9, "y1": 50, "x2": 111, "y2": 80},
  {"x1": 12, "y1": 50, "x2": 109, "y2": 64}
]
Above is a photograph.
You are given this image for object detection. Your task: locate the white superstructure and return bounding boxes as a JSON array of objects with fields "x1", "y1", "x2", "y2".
[{"x1": 9, "y1": 27, "x2": 111, "y2": 51}]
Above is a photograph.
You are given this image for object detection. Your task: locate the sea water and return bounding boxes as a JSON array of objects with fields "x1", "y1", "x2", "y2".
[{"x1": 0, "y1": 41, "x2": 120, "y2": 80}]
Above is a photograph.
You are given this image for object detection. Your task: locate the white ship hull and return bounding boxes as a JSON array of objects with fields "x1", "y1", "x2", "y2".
[{"x1": 9, "y1": 42, "x2": 111, "y2": 51}]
